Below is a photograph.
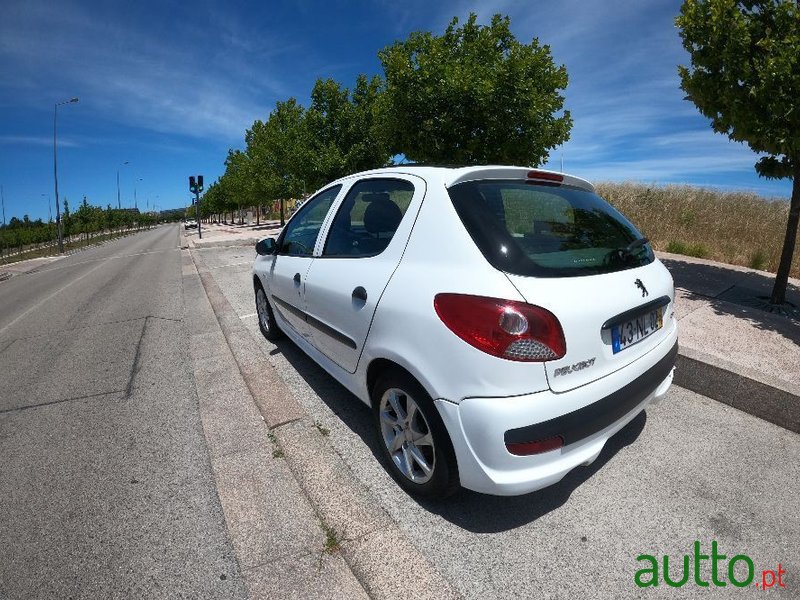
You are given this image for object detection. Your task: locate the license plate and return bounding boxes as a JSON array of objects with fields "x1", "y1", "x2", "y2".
[{"x1": 612, "y1": 307, "x2": 663, "y2": 353}]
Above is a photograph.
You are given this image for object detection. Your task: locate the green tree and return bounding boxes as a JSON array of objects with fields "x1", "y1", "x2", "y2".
[
  {"x1": 305, "y1": 75, "x2": 391, "y2": 184},
  {"x1": 677, "y1": 0, "x2": 800, "y2": 306},
  {"x1": 246, "y1": 99, "x2": 313, "y2": 224},
  {"x1": 378, "y1": 13, "x2": 572, "y2": 165},
  {"x1": 223, "y1": 149, "x2": 255, "y2": 224}
]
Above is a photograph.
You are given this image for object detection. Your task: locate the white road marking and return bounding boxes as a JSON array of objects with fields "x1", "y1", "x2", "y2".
[
  {"x1": 240, "y1": 313, "x2": 257, "y2": 319},
  {"x1": 29, "y1": 248, "x2": 177, "y2": 275}
]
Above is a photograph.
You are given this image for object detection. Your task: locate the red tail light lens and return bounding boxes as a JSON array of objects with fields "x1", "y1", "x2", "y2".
[
  {"x1": 433, "y1": 294, "x2": 566, "y2": 362},
  {"x1": 506, "y1": 436, "x2": 564, "y2": 456}
]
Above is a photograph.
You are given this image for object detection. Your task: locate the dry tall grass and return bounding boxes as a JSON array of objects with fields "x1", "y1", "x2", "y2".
[{"x1": 595, "y1": 182, "x2": 798, "y2": 278}]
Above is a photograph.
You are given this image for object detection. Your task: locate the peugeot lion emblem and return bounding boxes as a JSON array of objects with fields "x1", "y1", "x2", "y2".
[{"x1": 635, "y1": 278, "x2": 649, "y2": 297}]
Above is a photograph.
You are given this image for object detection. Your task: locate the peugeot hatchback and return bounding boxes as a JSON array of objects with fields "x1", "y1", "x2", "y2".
[{"x1": 252, "y1": 166, "x2": 677, "y2": 498}]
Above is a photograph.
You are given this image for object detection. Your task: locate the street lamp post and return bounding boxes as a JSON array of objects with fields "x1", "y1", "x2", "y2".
[
  {"x1": 134, "y1": 178, "x2": 142, "y2": 210},
  {"x1": 53, "y1": 97, "x2": 78, "y2": 253},
  {"x1": 117, "y1": 161, "x2": 129, "y2": 209}
]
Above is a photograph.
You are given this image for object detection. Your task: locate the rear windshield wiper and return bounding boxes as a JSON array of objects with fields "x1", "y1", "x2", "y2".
[{"x1": 610, "y1": 237, "x2": 650, "y2": 261}]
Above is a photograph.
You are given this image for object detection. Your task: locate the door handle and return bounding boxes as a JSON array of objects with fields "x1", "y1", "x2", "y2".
[
  {"x1": 293, "y1": 273, "x2": 301, "y2": 285},
  {"x1": 352, "y1": 286, "x2": 367, "y2": 302}
]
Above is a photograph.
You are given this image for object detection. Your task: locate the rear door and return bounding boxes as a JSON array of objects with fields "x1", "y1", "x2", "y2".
[{"x1": 303, "y1": 175, "x2": 424, "y2": 373}]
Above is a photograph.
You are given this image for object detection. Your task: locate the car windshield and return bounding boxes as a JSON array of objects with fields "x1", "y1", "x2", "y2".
[{"x1": 447, "y1": 180, "x2": 654, "y2": 277}]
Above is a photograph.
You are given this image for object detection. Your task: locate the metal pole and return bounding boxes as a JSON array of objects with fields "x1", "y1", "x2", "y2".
[
  {"x1": 195, "y1": 189, "x2": 202, "y2": 239},
  {"x1": 117, "y1": 161, "x2": 129, "y2": 209},
  {"x1": 53, "y1": 104, "x2": 64, "y2": 253},
  {"x1": 54, "y1": 97, "x2": 78, "y2": 253}
]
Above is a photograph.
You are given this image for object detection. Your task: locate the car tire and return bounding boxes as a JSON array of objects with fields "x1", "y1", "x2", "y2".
[
  {"x1": 254, "y1": 281, "x2": 283, "y2": 341},
  {"x1": 372, "y1": 370, "x2": 459, "y2": 499}
]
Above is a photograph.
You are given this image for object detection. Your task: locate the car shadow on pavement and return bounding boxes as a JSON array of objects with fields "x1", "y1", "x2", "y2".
[
  {"x1": 420, "y1": 412, "x2": 647, "y2": 533},
  {"x1": 661, "y1": 259, "x2": 800, "y2": 347},
  {"x1": 270, "y1": 337, "x2": 649, "y2": 533},
  {"x1": 269, "y1": 339, "x2": 383, "y2": 458}
]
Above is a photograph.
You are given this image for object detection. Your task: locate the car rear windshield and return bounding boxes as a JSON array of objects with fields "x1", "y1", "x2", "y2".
[{"x1": 447, "y1": 180, "x2": 654, "y2": 278}]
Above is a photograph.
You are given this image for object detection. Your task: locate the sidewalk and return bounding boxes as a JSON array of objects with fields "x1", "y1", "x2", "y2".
[
  {"x1": 182, "y1": 221, "x2": 283, "y2": 249},
  {"x1": 661, "y1": 251, "x2": 800, "y2": 433},
  {"x1": 183, "y1": 242, "x2": 459, "y2": 599},
  {"x1": 0, "y1": 254, "x2": 66, "y2": 280},
  {"x1": 184, "y1": 223, "x2": 800, "y2": 433}
]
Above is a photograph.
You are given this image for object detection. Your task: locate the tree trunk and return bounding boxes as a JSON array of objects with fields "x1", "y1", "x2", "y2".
[{"x1": 770, "y1": 160, "x2": 800, "y2": 305}]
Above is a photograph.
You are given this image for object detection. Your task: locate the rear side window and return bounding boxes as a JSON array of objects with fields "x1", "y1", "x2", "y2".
[
  {"x1": 448, "y1": 180, "x2": 654, "y2": 277},
  {"x1": 322, "y1": 178, "x2": 415, "y2": 258}
]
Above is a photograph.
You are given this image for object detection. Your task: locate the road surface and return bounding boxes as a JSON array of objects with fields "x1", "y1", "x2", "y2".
[{"x1": 0, "y1": 226, "x2": 246, "y2": 599}]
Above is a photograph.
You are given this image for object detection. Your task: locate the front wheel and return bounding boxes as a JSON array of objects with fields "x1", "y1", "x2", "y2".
[
  {"x1": 372, "y1": 370, "x2": 459, "y2": 499},
  {"x1": 255, "y1": 282, "x2": 283, "y2": 341}
]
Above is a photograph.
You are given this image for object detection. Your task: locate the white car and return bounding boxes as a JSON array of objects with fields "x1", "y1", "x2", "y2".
[{"x1": 252, "y1": 166, "x2": 677, "y2": 498}]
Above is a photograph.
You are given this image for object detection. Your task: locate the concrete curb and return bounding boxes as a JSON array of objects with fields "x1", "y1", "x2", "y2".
[
  {"x1": 190, "y1": 249, "x2": 461, "y2": 600},
  {"x1": 674, "y1": 349, "x2": 799, "y2": 434},
  {"x1": 182, "y1": 250, "x2": 370, "y2": 599}
]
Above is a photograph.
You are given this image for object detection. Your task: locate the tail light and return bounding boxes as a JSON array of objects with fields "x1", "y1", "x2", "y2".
[{"x1": 434, "y1": 294, "x2": 566, "y2": 362}]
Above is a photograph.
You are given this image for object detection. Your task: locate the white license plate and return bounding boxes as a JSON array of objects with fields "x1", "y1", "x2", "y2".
[{"x1": 612, "y1": 307, "x2": 663, "y2": 353}]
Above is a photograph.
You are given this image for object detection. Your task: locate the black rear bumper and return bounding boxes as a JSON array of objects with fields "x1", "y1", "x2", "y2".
[{"x1": 504, "y1": 341, "x2": 678, "y2": 446}]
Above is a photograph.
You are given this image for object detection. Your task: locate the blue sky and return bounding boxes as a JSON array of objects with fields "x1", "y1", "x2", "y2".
[{"x1": 0, "y1": 0, "x2": 793, "y2": 223}]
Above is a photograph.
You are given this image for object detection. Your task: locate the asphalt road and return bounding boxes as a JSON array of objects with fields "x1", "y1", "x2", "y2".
[
  {"x1": 202, "y1": 244, "x2": 800, "y2": 600},
  {"x1": 0, "y1": 226, "x2": 246, "y2": 599}
]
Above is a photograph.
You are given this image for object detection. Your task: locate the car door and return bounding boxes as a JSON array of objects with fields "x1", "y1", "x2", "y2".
[
  {"x1": 303, "y1": 175, "x2": 425, "y2": 373},
  {"x1": 266, "y1": 185, "x2": 341, "y2": 341}
]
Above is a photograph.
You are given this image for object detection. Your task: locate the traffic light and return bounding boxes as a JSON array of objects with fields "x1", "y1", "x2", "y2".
[
  {"x1": 189, "y1": 176, "x2": 197, "y2": 193},
  {"x1": 198, "y1": 175, "x2": 204, "y2": 192}
]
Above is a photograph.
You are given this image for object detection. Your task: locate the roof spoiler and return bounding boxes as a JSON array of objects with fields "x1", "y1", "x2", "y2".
[{"x1": 446, "y1": 167, "x2": 595, "y2": 192}]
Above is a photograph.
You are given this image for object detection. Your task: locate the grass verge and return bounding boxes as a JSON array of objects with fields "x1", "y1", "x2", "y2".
[
  {"x1": 0, "y1": 229, "x2": 142, "y2": 266},
  {"x1": 596, "y1": 182, "x2": 798, "y2": 278}
]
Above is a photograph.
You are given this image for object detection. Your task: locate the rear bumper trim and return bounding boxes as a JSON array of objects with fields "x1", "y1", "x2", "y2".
[{"x1": 504, "y1": 341, "x2": 678, "y2": 446}]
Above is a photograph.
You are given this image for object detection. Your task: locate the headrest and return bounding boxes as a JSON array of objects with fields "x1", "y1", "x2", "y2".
[{"x1": 363, "y1": 196, "x2": 402, "y2": 234}]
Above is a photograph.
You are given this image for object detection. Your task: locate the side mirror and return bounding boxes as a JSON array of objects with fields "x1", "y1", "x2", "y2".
[{"x1": 255, "y1": 237, "x2": 276, "y2": 256}]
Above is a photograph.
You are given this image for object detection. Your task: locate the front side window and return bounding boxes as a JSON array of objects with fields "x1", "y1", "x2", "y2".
[
  {"x1": 448, "y1": 180, "x2": 654, "y2": 277},
  {"x1": 278, "y1": 185, "x2": 341, "y2": 256},
  {"x1": 322, "y1": 178, "x2": 415, "y2": 258}
]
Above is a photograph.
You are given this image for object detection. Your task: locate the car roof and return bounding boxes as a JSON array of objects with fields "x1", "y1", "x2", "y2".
[{"x1": 340, "y1": 165, "x2": 595, "y2": 192}]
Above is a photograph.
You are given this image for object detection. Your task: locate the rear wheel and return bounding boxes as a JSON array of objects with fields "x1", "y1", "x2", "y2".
[
  {"x1": 372, "y1": 370, "x2": 459, "y2": 499},
  {"x1": 255, "y1": 282, "x2": 283, "y2": 341}
]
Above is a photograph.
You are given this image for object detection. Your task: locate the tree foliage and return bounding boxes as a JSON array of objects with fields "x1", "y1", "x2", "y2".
[
  {"x1": 677, "y1": 0, "x2": 800, "y2": 304},
  {"x1": 306, "y1": 75, "x2": 390, "y2": 183},
  {"x1": 377, "y1": 13, "x2": 572, "y2": 165},
  {"x1": 0, "y1": 198, "x2": 156, "y2": 255},
  {"x1": 201, "y1": 12, "x2": 574, "y2": 229}
]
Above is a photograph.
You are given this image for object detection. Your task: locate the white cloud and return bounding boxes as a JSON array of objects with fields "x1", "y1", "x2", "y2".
[
  {"x1": 0, "y1": 0, "x2": 295, "y2": 141},
  {"x1": 0, "y1": 135, "x2": 79, "y2": 147}
]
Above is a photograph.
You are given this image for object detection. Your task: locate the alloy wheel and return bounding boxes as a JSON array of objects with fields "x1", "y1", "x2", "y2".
[
  {"x1": 256, "y1": 287, "x2": 270, "y2": 332},
  {"x1": 379, "y1": 388, "x2": 436, "y2": 484}
]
